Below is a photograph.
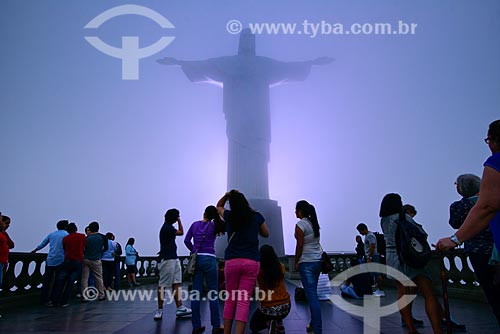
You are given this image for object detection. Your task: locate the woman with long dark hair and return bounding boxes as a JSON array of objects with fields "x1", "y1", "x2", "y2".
[
  {"x1": 125, "y1": 238, "x2": 139, "y2": 288},
  {"x1": 184, "y1": 206, "x2": 225, "y2": 334},
  {"x1": 217, "y1": 190, "x2": 269, "y2": 334},
  {"x1": 249, "y1": 245, "x2": 291, "y2": 334},
  {"x1": 380, "y1": 193, "x2": 442, "y2": 334},
  {"x1": 294, "y1": 200, "x2": 322, "y2": 334}
]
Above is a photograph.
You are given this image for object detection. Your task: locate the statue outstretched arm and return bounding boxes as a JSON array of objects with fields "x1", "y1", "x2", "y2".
[
  {"x1": 157, "y1": 56, "x2": 227, "y2": 84},
  {"x1": 268, "y1": 56, "x2": 334, "y2": 85},
  {"x1": 309, "y1": 56, "x2": 335, "y2": 66},
  {"x1": 157, "y1": 57, "x2": 184, "y2": 65}
]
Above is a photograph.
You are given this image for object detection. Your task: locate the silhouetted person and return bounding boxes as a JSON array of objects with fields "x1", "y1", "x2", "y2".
[
  {"x1": 31, "y1": 220, "x2": 69, "y2": 305},
  {"x1": 53, "y1": 222, "x2": 86, "y2": 306},
  {"x1": 81, "y1": 221, "x2": 107, "y2": 302},
  {"x1": 154, "y1": 210, "x2": 192, "y2": 321},
  {"x1": 0, "y1": 213, "x2": 14, "y2": 318},
  {"x1": 355, "y1": 235, "x2": 365, "y2": 260}
]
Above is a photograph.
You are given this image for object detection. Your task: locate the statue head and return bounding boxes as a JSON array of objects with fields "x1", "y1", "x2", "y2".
[{"x1": 238, "y1": 28, "x2": 256, "y2": 56}]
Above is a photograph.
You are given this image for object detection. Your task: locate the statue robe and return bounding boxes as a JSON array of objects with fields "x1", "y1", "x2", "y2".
[{"x1": 180, "y1": 55, "x2": 312, "y2": 199}]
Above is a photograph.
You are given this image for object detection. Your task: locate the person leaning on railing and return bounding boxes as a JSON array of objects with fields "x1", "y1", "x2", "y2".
[{"x1": 437, "y1": 119, "x2": 500, "y2": 327}]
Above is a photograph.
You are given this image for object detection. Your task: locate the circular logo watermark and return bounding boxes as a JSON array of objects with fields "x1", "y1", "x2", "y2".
[
  {"x1": 84, "y1": 5, "x2": 176, "y2": 80},
  {"x1": 329, "y1": 263, "x2": 417, "y2": 334},
  {"x1": 226, "y1": 20, "x2": 243, "y2": 34},
  {"x1": 82, "y1": 287, "x2": 99, "y2": 301}
]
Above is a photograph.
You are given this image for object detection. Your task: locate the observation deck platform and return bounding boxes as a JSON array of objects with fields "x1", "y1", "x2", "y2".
[
  {"x1": 0, "y1": 252, "x2": 498, "y2": 333},
  {"x1": 0, "y1": 280, "x2": 498, "y2": 334}
]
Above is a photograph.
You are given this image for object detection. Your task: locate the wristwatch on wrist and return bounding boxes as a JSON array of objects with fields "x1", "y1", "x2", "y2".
[{"x1": 450, "y1": 234, "x2": 462, "y2": 246}]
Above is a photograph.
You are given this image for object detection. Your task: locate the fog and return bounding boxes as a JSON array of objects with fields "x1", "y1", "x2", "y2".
[{"x1": 1, "y1": 0, "x2": 499, "y2": 256}]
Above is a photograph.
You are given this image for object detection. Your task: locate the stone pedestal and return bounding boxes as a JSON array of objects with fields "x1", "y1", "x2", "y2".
[{"x1": 215, "y1": 198, "x2": 285, "y2": 258}]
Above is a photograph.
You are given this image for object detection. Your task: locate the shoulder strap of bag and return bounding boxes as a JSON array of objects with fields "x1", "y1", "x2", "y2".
[
  {"x1": 398, "y1": 211, "x2": 406, "y2": 223},
  {"x1": 194, "y1": 221, "x2": 212, "y2": 253},
  {"x1": 228, "y1": 232, "x2": 236, "y2": 245}
]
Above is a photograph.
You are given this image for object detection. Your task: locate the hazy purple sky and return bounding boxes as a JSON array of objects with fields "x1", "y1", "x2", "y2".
[{"x1": 1, "y1": 0, "x2": 498, "y2": 256}]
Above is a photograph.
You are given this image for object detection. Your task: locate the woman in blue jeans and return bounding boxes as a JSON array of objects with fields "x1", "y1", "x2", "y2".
[
  {"x1": 294, "y1": 200, "x2": 323, "y2": 334},
  {"x1": 184, "y1": 205, "x2": 225, "y2": 334}
]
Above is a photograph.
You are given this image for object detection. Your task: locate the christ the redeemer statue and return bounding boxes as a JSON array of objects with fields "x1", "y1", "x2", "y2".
[
  {"x1": 158, "y1": 29, "x2": 332, "y2": 255},
  {"x1": 158, "y1": 29, "x2": 332, "y2": 200}
]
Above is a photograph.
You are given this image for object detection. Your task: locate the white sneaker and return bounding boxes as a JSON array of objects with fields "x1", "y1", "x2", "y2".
[
  {"x1": 153, "y1": 309, "x2": 163, "y2": 320},
  {"x1": 176, "y1": 305, "x2": 192, "y2": 317},
  {"x1": 373, "y1": 289, "x2": 385, "y2": 297}
]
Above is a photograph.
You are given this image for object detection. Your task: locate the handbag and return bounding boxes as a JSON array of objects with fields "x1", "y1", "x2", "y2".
[
  {"x1": 320, "y1": 245, "x2": 334, "y2": 274},
  {"x1": 294, "y1": 286, "x2": 307, "y2": 301},
  {"x1": 185, "y1": 252, "x2": 197, "y2": 276}
]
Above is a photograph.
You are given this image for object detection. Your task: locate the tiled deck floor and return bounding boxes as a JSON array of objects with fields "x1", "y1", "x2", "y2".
[{"x1": 0, "y1": 281, "x2": 497, "y2": 334}]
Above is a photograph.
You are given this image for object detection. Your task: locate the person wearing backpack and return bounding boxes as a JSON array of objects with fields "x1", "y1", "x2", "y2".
[
  {"x1": 402, "y1": 204, "x2": 466, "y2": 331},
  {"x1": 380, "y1": 193, "x2": 442, "y2": 334},
  {"x1": 102, "y1": 232, "x2": 118, "y2": 291}
]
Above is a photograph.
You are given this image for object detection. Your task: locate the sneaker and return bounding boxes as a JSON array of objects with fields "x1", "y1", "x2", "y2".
[
  {"x1": 176, "y1": 305, "x2": 192, "y2": 317},
  {"x1": 153, "y1": 309, "x2": 163, "y2": 320},
  {"x1": 401, "y1": 317, "x2": 424, "y2": 327},
  {"x1": 192, "y1": 326, "x2": 205, "y2": 334},
  {"x1": 45, "y1": 301, "x2": 55, "y2": 307},
  {"x1": 75, "y1": 293, "x2": 82, "y2": 298},
  {"x1": 133, "y1": 282, "x2": 141, "y2": 286},
  {"x1": 269, "y1": 320, "x2": 277, "y2": 334},
  {"x1": 442, "y1": 317, "x2": 466, "y2": 331},
  {"x1": 373, "y1": 289, "x2": 385, "y2": 297},
  {"x1": 211, "y1": 328, "x2": 224, "y2": 334},
  {"x1": 60, "y1": 303, "x2": 70, "y2": 308}
]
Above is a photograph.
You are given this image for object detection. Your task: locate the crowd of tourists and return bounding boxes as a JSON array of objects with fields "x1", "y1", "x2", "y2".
[{"x1": 1, "y1": 119, "x2": 500, "y2": 334}]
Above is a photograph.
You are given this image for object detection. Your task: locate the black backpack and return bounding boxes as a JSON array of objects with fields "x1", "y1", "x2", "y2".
[
  {"x1": 395, "y1": 212, "x2": 432, "y2": 268},
  {"x1": 373, "y1": 232, "x2": 386, "y2": 262}
]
